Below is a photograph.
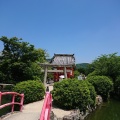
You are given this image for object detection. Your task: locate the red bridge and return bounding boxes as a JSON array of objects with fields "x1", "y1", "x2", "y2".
[{"x1": 0, "y1": 91, "x2": 52, "y2": 120}]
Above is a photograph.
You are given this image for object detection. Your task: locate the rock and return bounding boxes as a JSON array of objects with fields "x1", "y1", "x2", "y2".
[
  {"x1": 96, "y1": 95, "x2": 103, "y2": 105},
  {"x1": 63, "y1": 109, "x2": 80, "y2": 120},
  {"x1": 51, "y1": 95, "x2": 103, "y2": 120},
  {"x1": 50, "y1": 111, "x2": 58, "y2": 120}
]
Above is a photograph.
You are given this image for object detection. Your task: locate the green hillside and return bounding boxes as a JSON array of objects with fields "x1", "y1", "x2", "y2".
[{"x1": 76, "y1": 63, "x2": 89, "y2": 69}]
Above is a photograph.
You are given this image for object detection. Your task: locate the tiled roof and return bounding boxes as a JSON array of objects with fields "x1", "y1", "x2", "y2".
[{"x1": 50, "y1": 54, "x2": 75, "y2": 65}]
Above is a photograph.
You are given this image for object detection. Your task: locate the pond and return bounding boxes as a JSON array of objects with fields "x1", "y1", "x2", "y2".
[{"x1": 85, "y1": 99, "x2": 120, "y2": 120}]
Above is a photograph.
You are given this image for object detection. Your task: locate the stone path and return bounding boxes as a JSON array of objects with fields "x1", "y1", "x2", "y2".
[
  {"x1": 2, "y1": 100, "x2": 44, "y2": 120},
  {"x1": 1, "y1": 85, "x2": 71, "y2": 120}
]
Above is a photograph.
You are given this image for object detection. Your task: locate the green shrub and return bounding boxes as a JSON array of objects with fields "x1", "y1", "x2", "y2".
[
  {"x1": 13, "y1": 80, "x2": 45, "y2": 104},
  {"x1": 86, "y1": 76, "x2": 113, "y2": 100},
  {"x1": 3, "y1": 85, "x2": 14, "y2": 91},
  {"x1": 87, "y1": 71, "x2": 98, "y2": 77},
  {"x1": 114, "y1": 76, "x2": 120, "y2": 99},
  {"x1": 52, "y1": 78, "x2": 93, "y2": 111},
  {"x1": 85, "y1": 81, "x2": 96, "y2": 108}
]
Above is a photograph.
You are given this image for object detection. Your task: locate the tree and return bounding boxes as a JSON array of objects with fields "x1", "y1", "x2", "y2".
[
  {"x1": 0, "y1": 36, "x2": 47, "y2": 83},
  {"x1": 76, "y1": 63, "x2": 92, "y2": 75},
  {"x1": 74, "y1": 70, "x2": 80, "y2": 78},
  {"x1": 114, "y1": 76, "x2": 120, "y2": 99},
  {"x1": 77, "y1": 67, "x2": 85, "y2": 74},
  {"x1": 89, "y1": 53, "x2": 120, "y2": 81}
]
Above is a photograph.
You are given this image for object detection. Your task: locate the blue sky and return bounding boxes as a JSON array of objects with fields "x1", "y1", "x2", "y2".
[{"x1": 0, "y1": 0, "x2": 120, "y2": 63}]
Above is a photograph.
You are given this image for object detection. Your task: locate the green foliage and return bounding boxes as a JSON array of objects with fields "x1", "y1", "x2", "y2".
[
  {"x1": 114, "y1": 76, "x2": 120, "y2": 99},
  {"x1": 52, "y1": 78, "x2": 96, "y2": 111},
  {"x1": 77, "y1": 67, "x2": 86, "y2": 74},
  {"x1": 75, "y1": 63, "x2": 92, "y2": 75},
  {"x1": 91, "y1": 53, "x2": 120, "y2": 81},
  {"x1": 87, "y1": 71, "x2": 99, "y2": 77},
  {"x1": 74, "y1": 70, "x2": 80, "y2": 78},
  {"x1": 86, "y1": 76, "x2": 113, "y2": 100},
  {"x1": 0, "y1": 95, "x2": 12, "y2": 116},
  {"x1": 88, "y1": 53, "x2": 120, "y2": 97},
  {"x1": 3, "y1": 85, "x2": 13, "y2": 91},
  {"x1": 85, "y1": 81, "x2": 96, "y2": 107},
  {"x1": 0, "y1": 36, "x2": 47, "y2": 83},
  {"x1": 85, "y1": 64, "x2": 95, "y2": 75},
  {"x1": 76, "y1": 63, "x2": 89, "y2": 69},
  {"x1": 13, "y1": 80, "x2": 45, "y2": 104}
]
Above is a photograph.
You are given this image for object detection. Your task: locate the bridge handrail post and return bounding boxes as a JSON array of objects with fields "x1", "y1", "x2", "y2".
[
  {"x1": 0, "y1": 92, "x2": 24, "y2": 113},
  {"x1": 11, "y1": 94, "x2": 15, "y2": 112},
  {"x1": 20, "y1": 93, "x2": 24, "y2": 111},
  {"x1": 0, "y1": 92, "x2": 1, "y2": 105}
]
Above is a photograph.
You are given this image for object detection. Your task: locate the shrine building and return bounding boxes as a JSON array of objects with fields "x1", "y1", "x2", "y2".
[
  {"x1": 50, "y1": 54, "x2": 75, "y2": 81},
  {"x1": 39, "y1": 54, "x2": 75, "y2": 85}
]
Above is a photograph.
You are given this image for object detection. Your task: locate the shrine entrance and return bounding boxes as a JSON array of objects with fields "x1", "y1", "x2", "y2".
[
  {"x1": 39, "y1": 63, "x2": 74, "y2": 85},
  {"x1": 39, "y1": 54, "x2": 75, "y2": 86}
]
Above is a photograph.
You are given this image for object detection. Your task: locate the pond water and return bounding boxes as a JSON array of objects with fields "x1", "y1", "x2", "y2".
[{"x1": 85, "y1": 99, "x2": 120, "y2": 120}]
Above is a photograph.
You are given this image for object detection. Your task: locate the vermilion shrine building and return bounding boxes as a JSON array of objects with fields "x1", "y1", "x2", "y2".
[
  {"x1": 39, "y1": 54, "x2": 75, "y2": 85},
  {"x1": 50, "y1": 54, "x2": 75, "y2": 81}
]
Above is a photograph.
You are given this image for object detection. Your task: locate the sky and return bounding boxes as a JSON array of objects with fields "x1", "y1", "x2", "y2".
[{"x1": 0, "y1": 0, "x2": 120, "y2": 64}]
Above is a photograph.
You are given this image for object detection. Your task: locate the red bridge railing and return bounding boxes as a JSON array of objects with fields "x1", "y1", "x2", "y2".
[
  {"x1": 0, "y1": 92, "x2": 24, "y2": 112},
  {"x1": 39, "y1": 91, "x2": 52, "y2": 120}
]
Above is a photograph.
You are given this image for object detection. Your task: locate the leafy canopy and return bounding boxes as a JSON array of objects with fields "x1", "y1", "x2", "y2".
[
  {"x1": 0, "y1": 36, "x2": 47, "y2": 83},
  {"x1": 90, "y1": 53, "x2": 120, "y2": 81}
]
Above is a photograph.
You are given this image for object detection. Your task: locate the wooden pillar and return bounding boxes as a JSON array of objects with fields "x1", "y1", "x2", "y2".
[
  {"x1": 44, "y1": 66, "x2": 48, "y2": 86},
  {"x1": 64, "y1": 66, "x2": 67, "y2": 79}
]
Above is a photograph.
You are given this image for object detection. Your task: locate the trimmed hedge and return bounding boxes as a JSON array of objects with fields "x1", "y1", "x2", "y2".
[
  {"x1": 85, "y1": 81, "x2": 96, "y2": 108},
  {"x1": 13, "y1": 80, "x2": 45, "y2": 104},
  {"x1": 86, "y1": 76, "x2": 113, "y2": 100},
  {"x1": 52, "y1": 78, "x2": 96, "y2": 111}
]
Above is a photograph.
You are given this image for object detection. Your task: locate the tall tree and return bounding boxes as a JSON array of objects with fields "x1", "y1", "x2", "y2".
[
  {"x1": 0, "y1": 36, "x2": 47, "y2": 83},
  {"x1": 90, "y1": 53, "x2": 120, "y2": 81},
  {"x1": 87, "y1": 53, "x2": 120, "y2": 97}
]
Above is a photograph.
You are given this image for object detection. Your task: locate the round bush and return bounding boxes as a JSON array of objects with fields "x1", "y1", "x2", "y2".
[
  {"x1": 86, "y1": 76, "x2": 113, "y2": 100},
  {"x1": 52, "y1": 78, "x2": 92, "y2": 111},
  {"x1": 13, "y1": 80, "x2": 45, "y2": 104}
]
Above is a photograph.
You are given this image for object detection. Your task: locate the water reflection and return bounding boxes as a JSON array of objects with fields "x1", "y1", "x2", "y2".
[{"x1": 85, "y1": 99, "x2": 120, "y2": 120}]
